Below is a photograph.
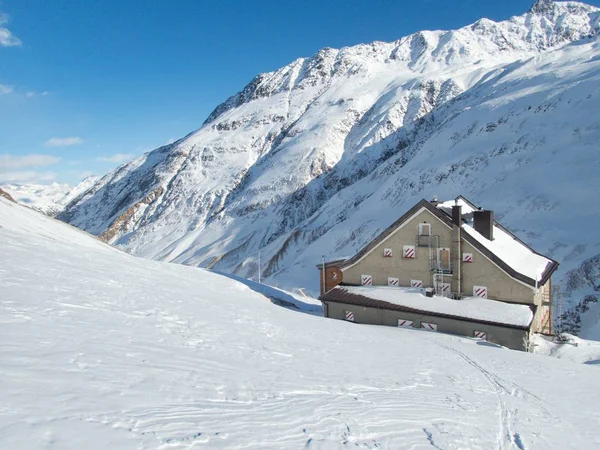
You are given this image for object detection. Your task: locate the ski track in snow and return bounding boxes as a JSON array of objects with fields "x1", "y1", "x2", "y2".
[{"x1": 1, "y1": 198, "x2": 600, "y2": 449}]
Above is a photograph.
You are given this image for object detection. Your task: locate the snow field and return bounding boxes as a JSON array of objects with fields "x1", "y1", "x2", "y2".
[{"x1": 1, "y1": 198, "x2": 599, "y2": 449}]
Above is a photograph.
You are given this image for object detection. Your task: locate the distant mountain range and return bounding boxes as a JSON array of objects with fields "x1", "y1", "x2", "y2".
[
  {"x1": 2, "y1": 177, "x2": 99, "y2": 217},
  {"x1": 17, "y1": 0, "x2": 600, "y2": 336}
]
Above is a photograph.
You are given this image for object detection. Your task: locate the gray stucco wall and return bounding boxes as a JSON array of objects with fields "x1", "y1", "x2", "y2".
[
  {"x1": 340, "y1": 206, "x2": 537, "y2": 306},
  {"x1": 325, "y1": 301, "x2": 529, "y2": 351},
  {"x1": 460, "y1": 240, "x2": 535, "y2": 304},
  {"x1": 342, "y1": 208, "x2": 452, "y2": 288}
]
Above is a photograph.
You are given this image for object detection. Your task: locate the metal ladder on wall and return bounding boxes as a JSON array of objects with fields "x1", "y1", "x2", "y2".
[{"x1": 428, "y1": 235, "x2": 445, "y2": 296}]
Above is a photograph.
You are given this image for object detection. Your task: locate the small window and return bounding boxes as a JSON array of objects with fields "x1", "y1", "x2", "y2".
[
  {"x1": 418, "y1": 223, "x2": 431, "y2": 236},
  {"x1": 403, "y1": 245, "x2": 416, "y2": 259},
  {"x1": 361, "y1": 274, "x2": 373, "y2": 286},
  {"x1": 410, "y1": 279, "x2": 423, "y2": 288},
  {"x1": 398, "y1": 319, "x2": 414, "y2": 328},
  {"x1": 345, "y1": 311, "x2": 355, "y2": 322},
  {"x1": 473, "y1": 285, "x2": 488, "y2": 298},
  {"x1": 421, "y1": 322, "x2": 438, "y2": 331},
  {"x1": 473, "y1": 330, "x2": 487, "y2": 340},
  {"x1": 383, "y1": 248, "x2": 393, "y2": 258},
  {"x1": 388, "y1": 277, "x2": 400, "y2": 287}
]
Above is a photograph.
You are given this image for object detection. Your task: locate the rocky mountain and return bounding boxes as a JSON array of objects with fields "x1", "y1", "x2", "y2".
[
  {"x1": 3, "y1": 176, "x2": 99, "y2": 217},
  {"x1": 59, "y1": 1, "x2": 600, "y2": 336}
]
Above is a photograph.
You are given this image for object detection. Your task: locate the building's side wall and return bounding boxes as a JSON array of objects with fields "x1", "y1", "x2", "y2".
[
  {"x1": 325, "y1": 301, "x2": 529, "y2": 351},
  {"x1": 340, "y1": 206, "x2": 536, "y2": 305},
  {"x1": 342, "y1": 208, "x2": 453, "y2": 288},
  {"x1": 460, "y1": 240, "x2": 535, "y2": 304},
  {"x1": 318, "y1": 266, "x2": 343, "y2": 296},
  {"x1": 533, "y1": 279, "x2": 552, "y2": 334}
]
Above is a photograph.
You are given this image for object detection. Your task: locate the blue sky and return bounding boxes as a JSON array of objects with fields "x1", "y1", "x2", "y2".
[{"x1": 1, "y1": 0, "x2": 598, "y2": 185}]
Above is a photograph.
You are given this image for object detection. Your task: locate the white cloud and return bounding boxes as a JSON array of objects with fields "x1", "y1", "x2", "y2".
[
  {"x1": 0, "y1": 170, "x2": 56, "y2": 184},
  {"x1": 45, "y1": 137, "x2": 84, "y2": 147},
  {"x1": 96, "y1": 153, "x2": 134, "y2": 163},
  {"x1": 0, "y1": 12, "x2": 21, "y2": 47},
  {"x1": 0, "y1": 83, "x2": 13, "y2": 95},
  {"x1": 0, "y1": 154, "x2": 60, "y2": 169},
  {"x1": 26, "y1": 91, "x2": 49, "y2": 98}
]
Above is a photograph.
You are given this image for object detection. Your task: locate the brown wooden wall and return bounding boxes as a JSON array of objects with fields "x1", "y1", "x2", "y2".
[{"x1": 319, "y1": 266, "x2": 343, "y2": 296}]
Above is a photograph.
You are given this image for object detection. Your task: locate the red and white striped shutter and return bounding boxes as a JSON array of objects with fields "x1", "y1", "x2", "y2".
[
  {"x1": 473, "y1": 285, "x2": 488, "y2": 298},
  {"x1": 473, "y1": 330, "x2": 487, "y2": 340},
  {"x1": 398, "y1": 319, "x2": 414, "y2": 328},
  {"x1": 403, "y1": 245, "x2": 416, "y2": 259},
  {"x1": 439, "y1": 282, "x2": 451, "y2": 295},
  {"x1": 410, "y1": 279, "x2": 423, "y2": 288},
  {"x1": 345, "y1": 311, "x2": 355, "y2": 322},
  {"x1": 421, "y1": 322, "x2": 438, "y2": 331},
  {"x1": 462, "y1": 253, "x2": 473, "y2": 263},
  {"x1": 383, "y1": 248, "x2": 393, "y2": 258},
  {"x1": 361, "y1": 274, "x2": 373, "y2": 286},
  {"x1": 388, "y1": 277, "x2": 400, "y2": 287}
]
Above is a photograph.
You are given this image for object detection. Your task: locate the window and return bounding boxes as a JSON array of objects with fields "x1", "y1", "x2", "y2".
[
  {"x1": 473, "y1": 286, "x2": 488, "y2": 298},
  {"x1": 473, "y1": 330, "x2": 487, "y2": 340},
  {"x1": 437, "y1": 248, "x2": 451, "y2": 271},
  {"x1": 410, "y1": 279, "x2": 423, "y2": 288},
  {"x1": 388, "y1": 277, "x2": 400, "y2": 286},
  {"x1": 403, "y1": 245, "x2": 416, "y2": 259},
  {"x1": 398, "y1": 319, "x2": 414, "y2": 328},
  {"x1": 421, "y1": 322, "x2": 438, "y2": 331},
  {"x1": 418, "y1": 223, "x2": 431, "y2": 236}
]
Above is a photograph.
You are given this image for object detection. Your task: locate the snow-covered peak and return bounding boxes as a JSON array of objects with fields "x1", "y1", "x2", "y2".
[
  {"x1": 531, "y1": 0, "x2": 558, "y2": 14},
  {"x1": 205, "y1": 1, "x2": 600, "y2": 123},
  {"x1": 3, "y1": 175, "x2": 99, "y2": 217}
]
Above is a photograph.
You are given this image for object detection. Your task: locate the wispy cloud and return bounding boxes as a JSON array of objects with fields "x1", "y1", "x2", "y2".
[
  {"x1": 0, "y1": 154, "x2": 60, "y2": 185},
  {"x1": 0, "y1": 170, "x2": 56, "y2": 184},
  {"x1": 0, "y1": 154, "x2": 60, "y2": 169},
  {"x1": 45, "y1": 137, "x2": 84, "y2": 147},
  {"x1": 0, "y1": 83, "x2": 13, "y2": 95},
  {"x1": 26, "y1": 91, "x2": 49, "y2": 98},
  {"x1": 0, "y1": 11, "x2": 21, "y2": 47},
  {"x1": 96, "y1": 153, "x2": 134, "y2": 163}
]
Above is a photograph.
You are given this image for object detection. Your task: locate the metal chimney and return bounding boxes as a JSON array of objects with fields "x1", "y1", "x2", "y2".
[
  {"x1": 473, "y1": 209, "x2": 494, "y2": 240},
  {"x1": 451, "y1": 203, "x2": 462, "y2": 226}
]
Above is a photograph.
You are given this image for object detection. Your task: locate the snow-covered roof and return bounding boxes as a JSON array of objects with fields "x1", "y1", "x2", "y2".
[
  {"x1": 333, "y1": 285, "x2": 533, "y2": 328},
  {"x1": 437, "y1": 197, "x2": 555, "y2": 283}
]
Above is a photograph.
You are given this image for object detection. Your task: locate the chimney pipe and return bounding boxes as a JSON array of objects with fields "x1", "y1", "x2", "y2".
[
  {"x1": 473, "y1": 209, "x2": 494, "y2": 240},
  {"x1": 452, "y1": 204, "x2": 462, "y2": 226}
]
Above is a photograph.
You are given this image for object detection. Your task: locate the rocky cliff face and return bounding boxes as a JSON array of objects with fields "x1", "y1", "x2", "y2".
[{"x1": 60, "y1": 1, "x2": 600, "y2": 334}]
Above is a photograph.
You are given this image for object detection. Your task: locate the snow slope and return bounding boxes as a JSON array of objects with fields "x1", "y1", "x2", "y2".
[
  {"x1": 3, "y1": 199, "x2": 600, "y2": 449},
  {"x1": 58, "y1": 1, "x2": 600, "y2": 336},
  {"x1": 533, "y1": 333, "x2": 600, "y2": 364},
  {"x1": 2, "y1": 176, "x2": 99, "y2": 216}
]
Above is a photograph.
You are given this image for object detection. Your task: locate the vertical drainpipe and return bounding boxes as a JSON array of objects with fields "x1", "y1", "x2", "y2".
[
  {"x1": 452, "y1": 200, "x2": 462, "y2": 299},
  {"x1": 321, "y1": 255, "x2": 326, "y2": 297}
]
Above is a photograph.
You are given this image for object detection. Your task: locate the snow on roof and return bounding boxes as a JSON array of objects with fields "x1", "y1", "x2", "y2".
[
  {"x1": 437, "y1": 198, "x2": 552, "y2": 282},
  {"x1": 343, "y1": 285, "x2": 533, "y2": 328}
]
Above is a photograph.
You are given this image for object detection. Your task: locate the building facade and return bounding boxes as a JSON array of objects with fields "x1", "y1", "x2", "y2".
[{"x1": 318, "y1": 197, "x2": 559, "y2": 350}]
